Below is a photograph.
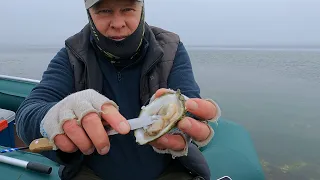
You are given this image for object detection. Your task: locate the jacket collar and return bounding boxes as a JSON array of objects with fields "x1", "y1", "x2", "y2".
[{"x1": 65, "y1": 23, "x2": 164, "y2": 75}]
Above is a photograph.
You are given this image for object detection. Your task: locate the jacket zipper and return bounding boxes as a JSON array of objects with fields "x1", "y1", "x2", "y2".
[
  {"x1": 143, "y1": 53, "x2": 164, "y2": 76},
  {"x1": 117, "y1": 72, "x2": 122, "y2": 82}
]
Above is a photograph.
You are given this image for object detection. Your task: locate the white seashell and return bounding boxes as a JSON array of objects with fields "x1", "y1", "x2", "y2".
[{"x1": 134, "y1": 89, "x2": 187, "y2": 145}]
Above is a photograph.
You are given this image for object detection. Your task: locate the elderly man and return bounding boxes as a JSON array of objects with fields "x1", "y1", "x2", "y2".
[{"x1": 15, "y1": 0, "x2": 221, "y2": 179}]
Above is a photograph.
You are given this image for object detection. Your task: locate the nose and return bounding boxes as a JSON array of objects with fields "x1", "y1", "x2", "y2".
[{"x1": 110, "y1": 13, "x2": 125, "y2": 29}]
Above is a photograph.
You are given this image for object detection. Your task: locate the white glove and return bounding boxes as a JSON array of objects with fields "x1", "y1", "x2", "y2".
[{"x1": 40, "y1": 89, "x2": 118, "y2": 150}]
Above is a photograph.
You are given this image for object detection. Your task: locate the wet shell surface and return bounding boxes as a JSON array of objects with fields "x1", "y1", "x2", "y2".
[{"x1": 134, "y1": 89, "x2": 188, "y2": 145}]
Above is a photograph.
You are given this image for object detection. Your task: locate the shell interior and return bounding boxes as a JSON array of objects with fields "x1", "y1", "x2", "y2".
[{"x1": 134, "y1": 90, "x2": 186, "y2": 145}]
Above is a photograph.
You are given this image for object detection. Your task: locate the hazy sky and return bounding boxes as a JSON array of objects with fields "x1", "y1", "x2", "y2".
[{"x1": 1, "y1": 0, "x2": 319, "y2": 47}]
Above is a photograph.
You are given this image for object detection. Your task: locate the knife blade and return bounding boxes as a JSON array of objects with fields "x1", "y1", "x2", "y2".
[{"x1": 106, "y1": 115, "x2": 159, "y2": 135}]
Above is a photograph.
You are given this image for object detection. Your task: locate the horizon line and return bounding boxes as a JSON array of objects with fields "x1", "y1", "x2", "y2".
[{"x1": 0, "y1": 43, "x2": 320, "y2": 49}]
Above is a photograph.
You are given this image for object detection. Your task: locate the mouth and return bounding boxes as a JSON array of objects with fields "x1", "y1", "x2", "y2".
[{"x1": 109, "y1": 36, "x2": 127, "y2": 41}]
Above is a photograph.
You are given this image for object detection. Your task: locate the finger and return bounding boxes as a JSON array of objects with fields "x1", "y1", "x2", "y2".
[
  {"x1": 178, "y1": 117, "x2": 211, "y2": 142},
  {"x1": 149, "y1": 135, "x2": 168, "y2": 150},
  {"x1": 101, "y1": 104, "x2": 130, "y2": 134},
  {"x1": 185, "y1": 98, "x2": 217, "y2": 120},
  {"x1": 54, "y1": 134, "x2": 78, "y2": 153},
  {"x1": 149, "y1": 141, "x2": 166, "y2": 150},
  {"x1": 82, "y1": 112, "x2": 110, "y2": 155},
  {"x1": 63, "y1": 119, "x2": 95, "y2": 155},
  {"x1": 154, "y1": 88, "x2": 170, "y2": 98},
  {"x1": 150, "y1": 134, "x2": 186, "y2": 151}
]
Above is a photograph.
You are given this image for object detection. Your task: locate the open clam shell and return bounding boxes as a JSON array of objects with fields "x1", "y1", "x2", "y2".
[{"x1": 134, "y1": 89, "x2": 188, "y2": 145}]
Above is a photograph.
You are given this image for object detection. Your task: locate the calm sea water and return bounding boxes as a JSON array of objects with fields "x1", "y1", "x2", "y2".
[{"x1": 1, "y1": 45, "x2": 320, "y2": 179}]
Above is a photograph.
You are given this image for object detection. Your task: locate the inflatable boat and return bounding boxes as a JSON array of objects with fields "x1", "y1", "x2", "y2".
[{"x1": 0, "y1": 75, "x2": 265, "y2": 180}]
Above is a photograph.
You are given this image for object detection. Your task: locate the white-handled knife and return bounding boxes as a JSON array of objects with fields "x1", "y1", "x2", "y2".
[
  {"x1": 23, "y1": 115, "x2": 161, "y2": 154},
  {"x1": 106, "y1": 115, "x2": 160, "y2": 135}
]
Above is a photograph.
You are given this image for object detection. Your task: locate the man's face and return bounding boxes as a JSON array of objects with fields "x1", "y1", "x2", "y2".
[{"x1": 89, "y1": 0, "x2": 142, "y2": 41}]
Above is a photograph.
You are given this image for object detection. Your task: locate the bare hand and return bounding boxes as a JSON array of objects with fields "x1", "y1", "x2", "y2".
[
  {"x1": 149, "y1": 88, "x2": 218, "y2": 151},
  {"x1": 54, "y1": 104, "x2": 130, "y2": 155}
]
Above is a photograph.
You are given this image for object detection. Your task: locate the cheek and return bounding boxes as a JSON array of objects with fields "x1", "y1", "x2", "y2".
[
  {"x1": 127, "y1": 17, "x2": 141, "y2": 32},
  {"x1": 94, "y1": 20, "x2": 110, "y2": 35},
  {"x1": 90, "y1": 14, "x2": 110, "y2": 36}
]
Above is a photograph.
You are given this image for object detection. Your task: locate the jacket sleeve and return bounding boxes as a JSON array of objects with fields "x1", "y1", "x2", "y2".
[
  {"x1": 151, "y1": 42, "x2": 202, "y2": 157},
  {"x1": 167, "y1": 42, "x2": 217, "y2": 148},
  {"x1": 167, "y1": 42, "x2": 201, "y2": 99},
  {"x1": 15, "y1": 47, "x2": 75, "y2": 146}
]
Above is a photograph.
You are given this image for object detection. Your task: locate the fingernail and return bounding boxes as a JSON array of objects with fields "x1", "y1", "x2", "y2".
[
  {"x1": 180, "y1": 119, "x2": 192, "y2": 131},
  {"x1": 119, "y1": 121, "x2": 130, "y2": 133},
  {"x1": 85, "y1": 147, "x2": 95, "y2": 155},
  {"x1": 100, "y1": 145, "x2": 110, "y2": 155},
  {"x1": 187, "y1": 100, "x2": 198, "y2": 111}
]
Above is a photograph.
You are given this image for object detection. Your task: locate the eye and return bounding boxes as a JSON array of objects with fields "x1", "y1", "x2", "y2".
[
  {"x1": 122, "y1": 8, "x2": 135, "y2": 12},
  {"x1": 97, "y1": 9, "x2": 113, "y2": 14}
]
